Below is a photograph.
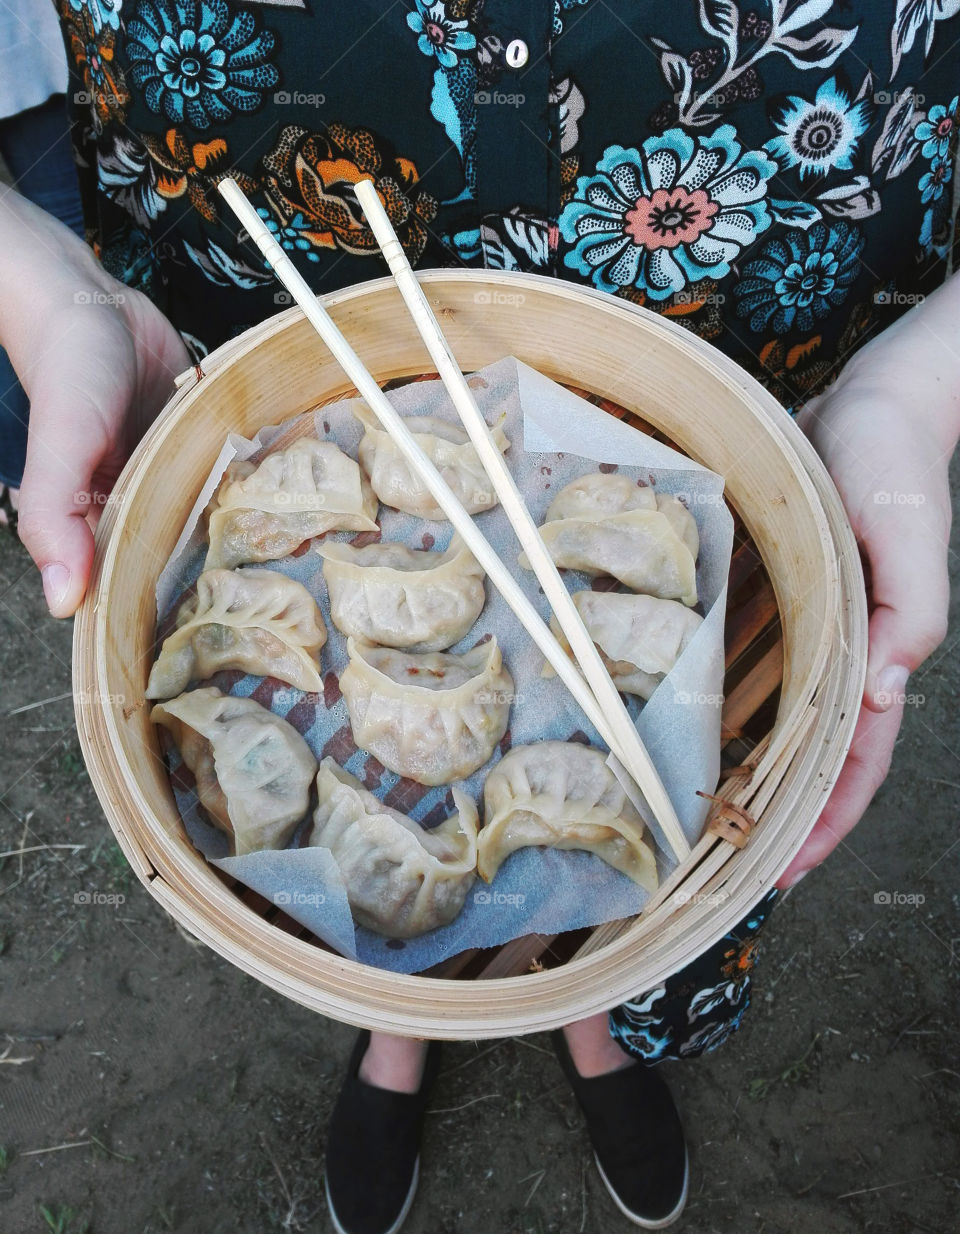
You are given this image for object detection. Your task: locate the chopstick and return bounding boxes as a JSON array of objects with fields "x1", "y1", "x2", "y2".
[
  {"x1": 217, "y1": 178, "x2": 690, "y2": 862},
  {"x1": 353, "y1": 179, "x2": 689, "y2": 862}
]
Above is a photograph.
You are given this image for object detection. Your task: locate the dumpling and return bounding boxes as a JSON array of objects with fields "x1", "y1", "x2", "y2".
[
  {"x1": 205, "y1": 439, "x2": 379, "y2": 569},
  {"x1": 544, "y1": 590, "x2": 704, "y2": 699},
  {"x1": 146, "y1": 568, "x2": 327, "y2": 699},
  {"x1": 151, "y1": 687, "x2": 317, "y2": 856},
  {"x1": 520, "y1": 472, "x2": 698, "y2": 605},
  {"x1": 339, "y1": 637, "x2": 513, "y2": 785},
  {"x1": 477, "y1": 741, "x2": 657, "y2": 889},
  {"x1": 545, "y1": 473, "x2": 699, "y2": 558},
  {"x1": 308, "y1": 757, "x2": 478, "y2": 938},
  {"x1": 316, "y1": 534, "x2": 485, "y2": 651},
  {"x1": 353, "y1": 403, "x2": 509, "y2": 520}
]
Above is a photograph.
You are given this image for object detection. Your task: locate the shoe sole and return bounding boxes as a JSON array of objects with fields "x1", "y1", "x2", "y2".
[
  {"x1": 326, "y1": 1156, "x2": 420, "y2": 1234},
  {"x1": 593, "y1": 1148, "x2": 689, "y2": 1229}
]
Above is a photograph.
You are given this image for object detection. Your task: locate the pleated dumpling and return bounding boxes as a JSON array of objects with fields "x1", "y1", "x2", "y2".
[
  {"x1": 339, "y1": 637, "x2": 513, "y2": 785},
  {"x1": 146, "y1": 568, "x2": 327, "y2": 699},
  {"x1": 353, "y1": 403, "x2": 509, "y2": 520},
  {"x1": 521, "y1": 472, "x2": 698, "y2": 605},
  {"x1": 545, "y1": 590, "x2": 704, "y2": 700},
  {"x1": 151, "y1": 687, "x2": 317, "y2": 856},
  {"x1": 205, "y1": 439, "x2": 379, "y2": 569},
  {"x1": 308, "y1": 758, "x2": 478, "y2": 938},
  {"x1": 477, "y1": 741, "x2": 657, "y2": 889},
  {"x1": 316, "y1": 534, "x2": 485, "y2": 651},
  {"x1": 545, "y1": 473, "x2": 699, "y2": 560}
]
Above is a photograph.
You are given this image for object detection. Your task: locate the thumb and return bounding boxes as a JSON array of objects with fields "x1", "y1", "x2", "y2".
[
  {"x1": 17, "y1": 399, "x2": 111, "y2": 618},
  {"x1": 858, "y1": 497, "x2": 949, "y2": 714}
]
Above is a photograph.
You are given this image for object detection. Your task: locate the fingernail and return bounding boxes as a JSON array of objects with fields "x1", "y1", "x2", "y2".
[
  {"x1": 41, "y1": 563, "x2": 71, "y2": 613},
  {"x1": 875, "y1": 664, "x2": 909, "y2": 710}
]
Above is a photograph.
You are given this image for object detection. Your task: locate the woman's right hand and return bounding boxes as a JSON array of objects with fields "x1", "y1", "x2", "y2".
[{"x1": 0, "y1": 186, "x2": 190, "y2": 616}]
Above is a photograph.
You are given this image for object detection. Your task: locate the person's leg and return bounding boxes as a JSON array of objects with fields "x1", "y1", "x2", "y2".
[
  {"x1": 562, "y1": 1011, "x2": 635, "y2": 1076},
  {"x1": 358, "y1": 1030, "x2": 428, "y2": 1093},
  {"x1": 0, "y1": 95, "x2": 84, "y2": 495},
  {"x1": 555, "y1": 890, "x2": 780, "y2": 1229},
  {"x1": 325, "y1": 1030, "x2": 437, "y2": 1234}
]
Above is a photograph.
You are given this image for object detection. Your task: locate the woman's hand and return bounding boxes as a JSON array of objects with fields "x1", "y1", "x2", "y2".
[
  {"x1": 778, "y1": 285, "x2": 958, "y2": 887},
  {"x1": 0, "y1": 186, "x2": 189, "y2": 616}
]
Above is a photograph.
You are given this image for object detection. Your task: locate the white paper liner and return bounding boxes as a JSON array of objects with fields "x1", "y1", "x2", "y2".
[{"x1": 154, "y1": 357, "x2": 733, "y2": 974}]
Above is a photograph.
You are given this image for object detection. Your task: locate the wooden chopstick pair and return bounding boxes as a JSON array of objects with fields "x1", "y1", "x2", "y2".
[{"x1": 217, "y1": 177, "x2": 690, "y2": 863}]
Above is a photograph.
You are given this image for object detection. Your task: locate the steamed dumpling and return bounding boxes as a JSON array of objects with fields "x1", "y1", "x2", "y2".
[
  {"x1": 316, "y1": 534, "x2": 485, "y2": 651},
  {"x1": 205, "y1": 439, "x2": 378, "y2": 569},
  {"x1": 339, "y1": 637, "x2": 513, "y2": 785},
  {"x1": 308, "y1": 758, "x2": 478, "y2": 938},
  {"x1": 545, "y1": 473, "x2": 699, "y2": 559},
  {"x1": 151, "y1": 687, "x2": 316, "y2": 856},
  {"x1": 545, "y1": 590, "x2": 703, "y2": 700},
  {"x1": 146, "y1": 567, "x2": 327, "y2": 699},
  {"x1": 353, "y1": 403, "x2": 509, "y2": 520},
  {"x1": 477, "y1": 741, "x2": 657, "y2": 889},
  {"x1": 521, "y1": 472, "x2": 698, "y2": 605}
]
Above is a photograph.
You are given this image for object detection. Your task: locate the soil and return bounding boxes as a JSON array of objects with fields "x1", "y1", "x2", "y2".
[{"x1": 1, "y1": 460, "x2": 958, "y2": 1234}]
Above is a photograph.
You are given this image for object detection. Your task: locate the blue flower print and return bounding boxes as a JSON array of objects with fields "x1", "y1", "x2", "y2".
[
  {"x1": 127, "y1": 0, "x2": 279, "y2": 130},
  {"x1": 919, "y1": 154, "x2": 953, "y2": 203},
  {"x1": 560, "y1": 127, "x2": 778, "y2": 300},
  {"x1": 915, "y1": 97, "x2": 959, "y2": 160},
  {"x1": 766, "y1": 77, "x2": 871, "y2": 180},
  {"x1": 256, "y1": 207, "x2": 320, "y2": 263},
  {"x1": 406, "y1": 1, "x2": 476, "y2": 69},
  {"x1": 68, "y1": 0, "x2": 123, "y2": 33},
  {"x1": 734, "y1": 223, "x2": 865, "y2": 334}
]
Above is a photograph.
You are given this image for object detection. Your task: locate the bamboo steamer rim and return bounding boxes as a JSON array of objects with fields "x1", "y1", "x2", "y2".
[{"x1": 73, "y1": 271, "x2": 867, "y2": 1039}]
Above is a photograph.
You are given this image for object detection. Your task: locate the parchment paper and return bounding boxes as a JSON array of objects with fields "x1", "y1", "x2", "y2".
[{"x1": 155, "y1": 356, "x2": 733, "y2": 974}]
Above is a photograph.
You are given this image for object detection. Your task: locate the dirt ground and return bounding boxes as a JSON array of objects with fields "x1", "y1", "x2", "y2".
[{"x1": 1, "y1": 461, "x2": 958, "y2": 1234}]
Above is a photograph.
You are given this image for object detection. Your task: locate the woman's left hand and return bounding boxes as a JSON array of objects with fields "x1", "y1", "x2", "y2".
[{"x1": 777, "y1": 291, "x2": 956, "y2": 888}]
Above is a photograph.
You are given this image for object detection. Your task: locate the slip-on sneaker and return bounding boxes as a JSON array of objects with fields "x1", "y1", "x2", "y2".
[
  {"x1": 325, "y1": 1030, "x2": 442, "y2": 1234},
  {"x1": 552, "y1": 1030, "x2": 689, "y2": 1229}
]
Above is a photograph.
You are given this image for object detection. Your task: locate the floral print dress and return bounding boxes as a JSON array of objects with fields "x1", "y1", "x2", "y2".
[{"x1": 52, "y1": 0, "x2": 960, "y2": 1059}]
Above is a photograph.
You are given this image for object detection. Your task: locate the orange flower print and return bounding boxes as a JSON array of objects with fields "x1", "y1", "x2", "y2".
[
  {"x1": 142, "y1": 129, "x2": 258, "y2": 222},
  {"x1": 64, "y1": 5, "x2": 130, "y2": 131},
  {"x1": 261, "y1": 124, "x2": 438, "y2": 262}
]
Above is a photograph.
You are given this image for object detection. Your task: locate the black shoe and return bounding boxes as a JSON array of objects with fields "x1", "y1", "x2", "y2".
[
  {"x1": 325, "y1": 1030, "x2": 441, "y2": 1234},
  {"x1": 552, "y1": 1030, "x2": 689, "y2": 1229}
]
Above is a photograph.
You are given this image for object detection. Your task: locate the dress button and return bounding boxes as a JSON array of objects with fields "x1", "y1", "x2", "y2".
[{"x1": 505, "y1": 38, "x2": 529, "y2": 69}]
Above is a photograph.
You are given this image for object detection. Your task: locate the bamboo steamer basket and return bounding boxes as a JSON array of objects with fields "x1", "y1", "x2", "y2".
[{"x1": 73, "y1": 271, "x2": 867, "y2": 1039}]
